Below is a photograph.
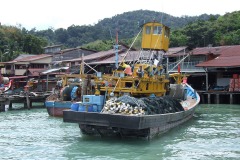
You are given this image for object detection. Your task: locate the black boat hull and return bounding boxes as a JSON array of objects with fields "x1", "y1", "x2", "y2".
[{"x1": 63, "y1": 107, "x2": 196, "y2": 139}]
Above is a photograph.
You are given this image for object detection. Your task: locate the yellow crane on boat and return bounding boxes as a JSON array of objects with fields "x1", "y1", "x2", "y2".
[
  {"x1": 93, "y1": 22, "x2": 184, "y2": 98},
  {"x1": 58, "y1": 22, "x2": 186, "y2": 100}
]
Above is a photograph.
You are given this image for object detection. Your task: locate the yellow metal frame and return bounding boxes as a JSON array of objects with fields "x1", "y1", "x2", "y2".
[
  {"x1": 59, "y1": 21, "x2": 173, "y2": 100},
  {"x1": 94, "y1": 63, "x2": 170, "y2": 98}
]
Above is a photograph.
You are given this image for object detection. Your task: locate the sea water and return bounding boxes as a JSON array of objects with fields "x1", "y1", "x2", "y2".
[{"x1": 0, "y1": 104, "x2": 239, "y2": 160}]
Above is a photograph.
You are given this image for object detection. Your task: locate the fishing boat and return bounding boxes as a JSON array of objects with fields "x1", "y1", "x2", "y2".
[
  {"x1": 45, "y1": 75, "x2": 87, "y2": 117},
  {"x1": 45, "y1": 87, "x2": 71, "y2": 117},
  {"x1": 45, "y1": 100, "x2": 72, "y2": 117},
  {"x1": 0, "y1": 77, "x2": 12, "y2": 93},
  {"x1": 62, "y1": 21, "x2": 200, "y2": 139}
]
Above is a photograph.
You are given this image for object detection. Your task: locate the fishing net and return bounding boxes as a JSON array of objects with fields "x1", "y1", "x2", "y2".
[{"x1": 116, "y1": 95, "x2": 184, "y2": 115}]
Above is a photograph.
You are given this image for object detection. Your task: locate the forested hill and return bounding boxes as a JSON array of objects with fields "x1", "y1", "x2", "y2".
[
  {"x1": 33, "y1": 10, "x2": 219, "y2": 48},
  {"x1": 93, "y1": 10, "x2": 218, "y2": 39}
]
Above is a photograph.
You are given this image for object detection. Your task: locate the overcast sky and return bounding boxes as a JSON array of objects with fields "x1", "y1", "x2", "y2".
[{"x1": 1, "y1": 0, "x2": 239, "y2": 30}]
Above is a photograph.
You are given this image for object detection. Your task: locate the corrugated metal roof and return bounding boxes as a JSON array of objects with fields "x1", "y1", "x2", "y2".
[
  {"x1": 28, "y1": 68, "x2": 46, "y2": 76},
  {"x1": 65, "y1": 49, "x2": 126, "y2": 62},
  {"x1": 43, "y1": 44, "x2": 62, "y2": 49},
  {"x1": 14, "y1": 54, "x2": 37, "y2": 60},
  {"x1": 16, "y1": 54, "x2": 52, "y2": 62},
  {"x1": 216, "y1": 45, "x2": 240, "y2": 57},
  {"x1": 88, "y1": 51, "x2": 139, "y2": 64},
  {"x1": 59, "y1": 47, "x2": 97, "y2": 53},
  {"x1": 41, "y1": 67, "x2": 69, "y2": 74},
  {"x1": 191, "y1": 45, "x2": 234, "y2": 56},
  {"x1": 196, "y1": 56, "x2": 240, "y2": 67},
  {"x1": 196, "y1": 45, "x2": 240, "y2": 67},
  {"x1": 9, "y1": 76, "x2": 28, "y2": 79},
  {"x1": 0, "y1": 54, "x2": 52, "y2": 65},
  {"x1": 167, "y1": 46, "x2": 188, "y2": 54}
]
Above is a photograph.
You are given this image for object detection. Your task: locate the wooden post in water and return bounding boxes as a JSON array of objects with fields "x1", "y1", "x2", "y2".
[
  {"x1": 26, "y1": 91, "x2": 31, "y2": 109},
  {"x1": 205, "y1": 71, "x2": 209, "y2": 91},
  {"x1": 0, "y1": 96, "x2": 6, "y2": 112},
  {"x1": 24, "y1": 85, "x2": 31, "y2": 109},
  {"x1": 207, "y1": 93, "x2": 211, "y2": 104},
  {"x1": 200, "y1": 94, "x2": 205, "y2": 104},
  {"x1": 216, "y1": 94, "x2": 219, "y2": 104},
  {"x1": 46, "y1": 74, "x2": 49, "y2": 91},
  {"x1": 9, "y1": 101, "x2": 13, "y2": 110},
  {"x1": 230, "y1": 94, "x2": 233, "y2": 104}
]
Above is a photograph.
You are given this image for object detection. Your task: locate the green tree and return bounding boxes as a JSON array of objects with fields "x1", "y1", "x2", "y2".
[
  {"x1": 170, "y1": 29, "x2": 188, "y2": 47},
  {"x1": 23, "y1": 34, "x2": 47, "y2": 54},
  {"x1": 55, "y1": 28, "x2": 69, "y2": 44}
]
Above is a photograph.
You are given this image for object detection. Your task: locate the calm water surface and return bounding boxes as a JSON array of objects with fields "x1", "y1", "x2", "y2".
[{"x1": 0, "y1": 104, "x2": 239, "y2": 160}]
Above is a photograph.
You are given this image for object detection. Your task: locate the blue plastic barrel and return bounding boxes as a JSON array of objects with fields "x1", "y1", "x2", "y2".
[
  {"x1": 93, "y1": 104, "x2": 98, "y2": 112},
  {"x1": 97, "y1": 105, "x2": 103, "y2": 112},
  {"x1": 87, "y1": 105, "x2": 93, "y2": 112},
  {"x1": 71, "y1": 103, "x2": 79, "y2": 111},
  {"x1": 78, "y1": 104, "x2": 86, "y2": 112}
]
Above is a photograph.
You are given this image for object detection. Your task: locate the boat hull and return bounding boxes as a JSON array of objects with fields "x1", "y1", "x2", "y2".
[
  {"x1": 63, "y1": 107, "x2": 196, "y2": 139},
  {"x1": 63, "y1": 83, "x2": 200, "y2": 139},
  {"x1": 47, "y1": 107, "x2": 70, "y2": 117},
  {"x1": 45, "y1": 101, "x2": 72, "y2": 117}
]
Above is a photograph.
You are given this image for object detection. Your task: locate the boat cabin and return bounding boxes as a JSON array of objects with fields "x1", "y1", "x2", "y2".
[{"x1": 141, "y1": 22, "x2": 170, "y2": 51}]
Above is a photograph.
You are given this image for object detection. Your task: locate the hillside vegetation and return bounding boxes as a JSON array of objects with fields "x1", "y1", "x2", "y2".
[
  {"x1": 32, "y1": 10, "x2": 219, "y2": 49},
  {"x1": 0, "y1": 10, "x2": 240, "y2": 62}
]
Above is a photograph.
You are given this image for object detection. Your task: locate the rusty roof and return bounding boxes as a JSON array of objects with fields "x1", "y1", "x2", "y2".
[
  {"x1": 43, "y1": 44, "x2": 62, "y2": 49},
  {"x1": 88, "y1": 51, "x2": 140, "y2": 64},
  {"x1": 191, "y1": 45, "x2": 234, "y2": 55},
  {"x1": 28, "y1": 68, "x2": 46, "y2": 76},
  {"x1": 196, "y1": 45, "x2": 240, "y2": 67},
  {"x1": 14, "y1": 54, "x2": 36, "y2": 60},
  {"x1": 166, "y1": 46, "x2": 188, "y2": 54},
  {"x1": 57, "y1": 47, "x2": 97, "y2": 54},
  {"x1": 81, "y1": 47, "x2": 190, "y2": 65},
  {"x1": 88, "y1": 47, "x2": 192, "y2": 65},
  {"x1": 64, "y1": 49, "x2": 128, "y2": 63},
  {"x1": 0, "y1": 54, "x2": 52, "y2": 65},
  {"x1": 15, "y1": 54, "x2": 52, "y2": 62}
]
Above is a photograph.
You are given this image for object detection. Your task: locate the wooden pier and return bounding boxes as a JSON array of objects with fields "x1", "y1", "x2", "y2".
[
  {"x1": 198, "y1": 91, "x2": 240, "y2": 104},
  {"x1": 1, "y1": 90, "x2": 239, "y2": 112},
  {"x1": 0, "y1": 93, "x2": 47, "y2": 112},
  {"x1": 8, "y1": 96, "x2": 45, "y2": 110},
  {"x1": 0, "y1": 97, "x2": 6, "y2": 112}
]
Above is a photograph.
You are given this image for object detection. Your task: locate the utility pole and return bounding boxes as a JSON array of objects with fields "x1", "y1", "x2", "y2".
[{"x1": 115, "y1": 29, "x2": 119, "y2": 69}]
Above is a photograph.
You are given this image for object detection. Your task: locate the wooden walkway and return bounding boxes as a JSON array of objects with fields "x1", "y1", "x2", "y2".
[{"x1": 0, "y1": 94, "x2": 46, "y2": 112}]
